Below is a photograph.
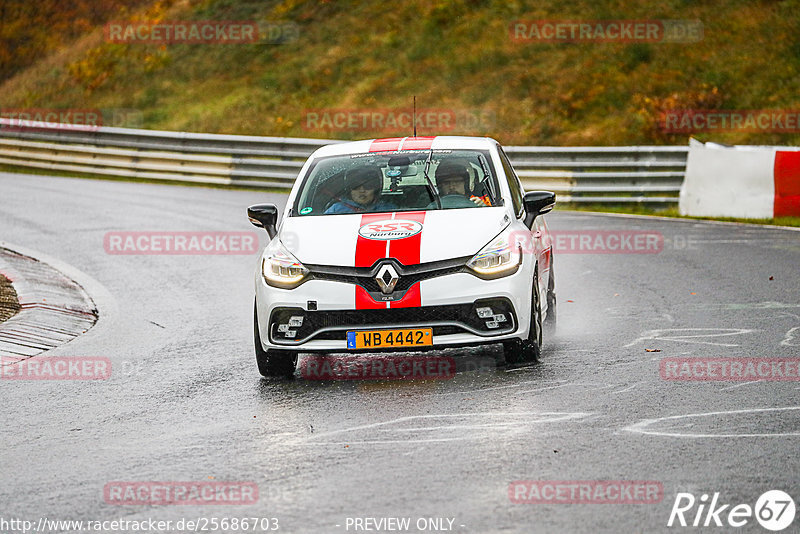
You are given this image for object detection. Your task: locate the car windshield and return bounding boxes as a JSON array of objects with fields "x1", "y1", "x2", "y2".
[{"x1": 292, "y1": 149, "x2": 502, "y2": 216}]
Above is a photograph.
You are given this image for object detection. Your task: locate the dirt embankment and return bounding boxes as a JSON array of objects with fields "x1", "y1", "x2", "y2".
[{"x1": 0, "y1": 274, "x2": 21, "y2": 323}]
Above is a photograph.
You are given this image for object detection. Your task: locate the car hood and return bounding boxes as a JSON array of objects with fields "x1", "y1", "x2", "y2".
[{"x1": 279, "y1": 208, "x2": 511, "y2": 267}]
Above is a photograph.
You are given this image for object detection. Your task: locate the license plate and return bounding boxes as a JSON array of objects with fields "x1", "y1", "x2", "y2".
[{"x1": 346, "y1": 328, "x2": 433, "y2": 350}]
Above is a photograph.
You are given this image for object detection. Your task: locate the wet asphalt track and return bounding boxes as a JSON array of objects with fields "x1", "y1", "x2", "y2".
[{"x1": 1, "y1": 172, "x2": 800, "y2": 533}]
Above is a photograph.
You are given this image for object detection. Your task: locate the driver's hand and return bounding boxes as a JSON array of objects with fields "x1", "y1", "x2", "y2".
[{"x1": 470, "y1": 195, "x2": 485, "y2": 206}]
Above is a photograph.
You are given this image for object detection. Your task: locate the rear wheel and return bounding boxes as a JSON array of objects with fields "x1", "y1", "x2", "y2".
[
  {"x1": 254, "y1": 303, "x2": 297, "y2": 378},
  {"x1": 544, "y1": 260, "x2": 556, "y2": 332},
  {"x1": 503, "y1": 266, "x2": 542, "y2": 364}
]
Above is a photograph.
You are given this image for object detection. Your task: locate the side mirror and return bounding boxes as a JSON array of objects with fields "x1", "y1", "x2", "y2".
[
  {"x1": 523, "y1": 191, "x2": 556, "y2": 227},
  {"x1": 247, "y1": 203, "x2": 279, "y2": 238}
]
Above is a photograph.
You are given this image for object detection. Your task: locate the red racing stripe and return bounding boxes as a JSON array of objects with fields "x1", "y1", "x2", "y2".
[
  {"x1": 369, "y1": 138, "x2": 403, "y2": 152},
  {"x1": 354, "y1": 212, "x2": 428, "y2": 310},
  {"x1": 387, "y1": 211, "x2": 426, "y2": 267},
  {"x1": 355, "y1": 213, "x2": 389, "y2": 268},
  {"x1": 388, "y1": 211, "x2": 425, "y2": 309},
  {"x1": 774, "y1": 151, "x2": 800, "y2": 217},
  {"x1": 399, "y1": 136, "x2": 436, "y2": 150},
  {"x1": 390, "y1": 282, "x2": 421, "y2": 309},
  {"x1": 355, "y1": 213, "x2": 389, "y2": 309},
  {"x1": 355, "y1": 285, "x2": 385, "y2": 310},
  {"x1": 369, "y1": 136, "x2": 437, "y2": 152}
]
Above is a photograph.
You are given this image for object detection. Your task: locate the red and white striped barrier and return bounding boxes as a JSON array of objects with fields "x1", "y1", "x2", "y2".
[{"x1": 680, "y1": 139, "x2": 800, "y2": 218}]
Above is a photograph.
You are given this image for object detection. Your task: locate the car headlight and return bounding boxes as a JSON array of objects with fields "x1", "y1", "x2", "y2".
[
  {"x1": 466, "y1": 233, "x2": 522, "y2": 279},
  {"x1": 261, "y1": 239, "x2": 309, "y2": 288}
]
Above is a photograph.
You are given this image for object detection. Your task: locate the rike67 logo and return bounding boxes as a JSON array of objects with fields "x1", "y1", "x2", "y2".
[{"x1": 668, "y1": 490, "x2": 796, "y2": 531}]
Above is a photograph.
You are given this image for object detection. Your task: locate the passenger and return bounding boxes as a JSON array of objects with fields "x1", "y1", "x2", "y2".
[
  {"x1": 325, "y1": 167, "x2": 396, "y2": 214},
  {"x1": 427, "y1": 161, "x2": 491, "y2": 209}
]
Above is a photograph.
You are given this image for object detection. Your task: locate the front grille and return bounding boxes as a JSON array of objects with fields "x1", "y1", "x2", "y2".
[
  {"x1": 361, "y1": 264, "x2": 465, "y2": 292},
  {"x1": 305, "y1": 257, "x2": 471, "y2": 296},
  {"x1": 269, "y1": 298, "x2": 517, "y2": 345}
]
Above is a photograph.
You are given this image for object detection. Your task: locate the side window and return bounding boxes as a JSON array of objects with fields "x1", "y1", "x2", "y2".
[{"x1": 498, "y1": 147, "x2": 524, "y2": 218}]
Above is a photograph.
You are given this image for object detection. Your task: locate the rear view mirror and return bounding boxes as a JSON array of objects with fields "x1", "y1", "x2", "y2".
[
  {"x1": 387, "y1": 156, "x2": 410, "y2": 167},
  {"x1": 523, "y1": 191, "x2": 556, "y2": 227},
  {"x1": 247, "y1": 204, "x2": 279, "y2": 238},
  {"x1": 386, "y1": 155, "x2": 416, "y2": 178}
]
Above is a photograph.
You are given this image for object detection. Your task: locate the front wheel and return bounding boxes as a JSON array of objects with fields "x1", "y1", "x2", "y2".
[
  {"x1": 254, "y1": 303, "x2": 297, "y2": 378},
  {"x1": 503, "y1": 266, "x2": 542, "y2": 364}
]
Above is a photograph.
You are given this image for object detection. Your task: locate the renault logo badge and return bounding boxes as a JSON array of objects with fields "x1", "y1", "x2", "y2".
[{"x1": 375, "y1": 264, "x2": 399, "y2": 294}]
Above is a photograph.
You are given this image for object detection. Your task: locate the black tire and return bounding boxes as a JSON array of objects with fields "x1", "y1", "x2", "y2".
[
  {"x1": 503, "y1": 266, "x2": 542, "y2": 364},
  {"x1": 254, "y1": 303, "x2": 297, "y2": 378},
  {"x1": 544, "y1": 260, "x2": 556, "y2": 332}
]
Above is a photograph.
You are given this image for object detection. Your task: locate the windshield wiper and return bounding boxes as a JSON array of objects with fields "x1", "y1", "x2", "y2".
[{"x1": 422, "y1": 149, "x2": 442, "y2": 210}]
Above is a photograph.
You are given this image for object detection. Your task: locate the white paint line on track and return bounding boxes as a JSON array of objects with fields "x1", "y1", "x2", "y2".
[
  {"x1": 435, "y1": 379, "x2": 569, "y2": 395},
  {"x1": 699, "y1": 301, "x2": 800, "y2": 311},
  {"x1": 780, "y1": 327, "x2": 800, "y2": 346},
  {"x1": 622, "y1": 406, "x2": 800, "y2": 438},
  {"x1": 516, "y1": 382, "x2": 617, "y2": 395},
  {"x1": 504, "y1": 366, "x2": 536, "y2": 373},
  {"x1": 313, "y1": 438, "x2": 473, "y2": 445},
  {"x1": 308, "y1": 411, "x2": 592, "y2": 444},
  {"x1": 380, "y1": 423, "x2": 532, "y2": 432},
  {"x1": 515, "y1": 383, "x2": 577, "y2": 394},
  {"x1": 624, "y1": 328, "x2": 753, "y2": 348}
]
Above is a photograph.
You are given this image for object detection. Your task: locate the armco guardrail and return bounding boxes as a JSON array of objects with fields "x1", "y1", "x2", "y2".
[
  {"x1": 0, "y1": 119, "x2": 686, "y2": 203},
  {"x1": 505, "y1": 145, "x2": 687, "y2": 203}
]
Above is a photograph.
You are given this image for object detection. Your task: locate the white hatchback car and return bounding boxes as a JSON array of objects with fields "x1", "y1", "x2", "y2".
[{"x1": 248, "y1": 136, "x2": 555, "y2": 377}]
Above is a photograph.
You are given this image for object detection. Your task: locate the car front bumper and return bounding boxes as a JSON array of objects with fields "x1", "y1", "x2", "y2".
[{"x1": 254, "y1": 266, "x2": 535, "y2": 352}]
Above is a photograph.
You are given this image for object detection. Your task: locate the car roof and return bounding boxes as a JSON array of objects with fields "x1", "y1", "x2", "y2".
[{"x1": 310, "y1": 136, "x2": 500, "y2": 159}]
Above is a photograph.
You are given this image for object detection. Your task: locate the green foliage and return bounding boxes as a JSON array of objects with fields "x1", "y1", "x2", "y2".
[
  {"x1": 0, "y1": 0, "x2": 798, "y2": 145},
  {"x1": 0, "y1": 0, "x2": 155, "y2": 83}
]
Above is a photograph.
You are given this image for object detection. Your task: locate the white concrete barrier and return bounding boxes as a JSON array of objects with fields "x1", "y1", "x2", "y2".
[{"x1": 680, "y1": 139, "x2": 800, "y2": 218}]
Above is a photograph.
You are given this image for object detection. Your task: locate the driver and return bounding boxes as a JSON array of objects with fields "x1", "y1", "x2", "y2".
[
  {"x1": 427, "y1": 161, "x2": 491, "y2": 208},
  {"x1": 325, "y1": 167, "x2": 396, "y2": 214}
]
